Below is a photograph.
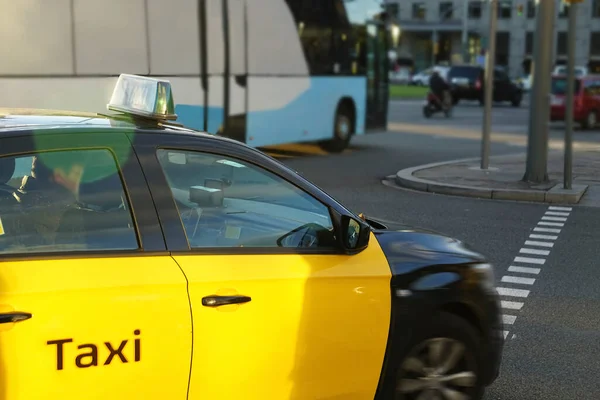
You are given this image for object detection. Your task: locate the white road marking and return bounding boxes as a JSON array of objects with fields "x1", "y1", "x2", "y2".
[
  {"x1": 542, "y1": 216, "x2": 568, "y2": 222},
  {"x1": 496, "y1": 206, "x2": 571, "y2": 342},
  {"x1": 549, "y1": 206, "x2": 572, "y2": 211},
  {"x1": 520, "y1": 248, "x2": 551, "y2": 256},
  {"x1": 502, "y1": 276, "x2": 536, "y2": 285},
  {"x1": 545, "y1": 211, "x2": 570, "y2": 217},
  {"x1": 524, "y1": 240, "x2": 554, "y2": 248},
  {"x1": 514, "y1": 256, "x2": 546, "y2": 265},
  {"x1": 538, "y1": 221, "x2": 564, "y2": 227},
  {"x1": 534, "y1": 227, "x2": 561, "y2": 233},
  {"x1": 496, "y1": 287, "x2": 530, "y2": 297},
  {"x1": 529, "y1": 234, "x2": 558, "y2": 240},
  {"x1": 508, "y1": 266, "x2": 541, "y2": 274},
  {"x1": 501, "y1": 300, "x2": 524, "y2": 310}
]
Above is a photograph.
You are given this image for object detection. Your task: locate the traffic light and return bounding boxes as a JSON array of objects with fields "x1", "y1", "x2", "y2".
[{"x1": 517, "y1": 4, "x2": 524, "y2": 16}]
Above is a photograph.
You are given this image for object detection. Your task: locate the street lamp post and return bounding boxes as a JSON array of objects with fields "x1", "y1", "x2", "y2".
[
  {"x1": 462, "y1": 2, "x2": 469, "y2": 63},
  {"x1": 481, "y1": 0, "x2": 498, "y2": 170},
  {"x1": 523, "y1": 0, "x2": 556, "y2": 183},
  {"x1": 564, "y1": 1, "x2": 578, "y2": 190}
]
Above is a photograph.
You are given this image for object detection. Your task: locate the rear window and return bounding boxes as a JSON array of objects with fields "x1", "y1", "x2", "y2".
[
  {"x1": 551, "y1": 78, "x2": 581, "y2": 95},
  {"x1": 448, "y1": 66, "x2": 480, "y2": 79}
]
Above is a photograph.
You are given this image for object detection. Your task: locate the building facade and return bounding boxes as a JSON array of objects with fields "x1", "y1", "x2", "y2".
[{"x1": 387, "y1": 0, "x2": 600, "y2": 77}]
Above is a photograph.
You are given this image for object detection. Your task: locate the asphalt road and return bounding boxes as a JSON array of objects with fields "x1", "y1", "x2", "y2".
[
  {"x1": 271, "y1": 104, "x2": 600, "y2": 399},
  {"x1": 388, "y1": 96, "x2": 600, "y2": 146}
]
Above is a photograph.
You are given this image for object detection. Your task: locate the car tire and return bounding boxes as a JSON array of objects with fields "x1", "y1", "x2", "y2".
[
  {"x1": 394, "y1": 312, "x2": 485, "y2": 400},
  {"x1": 511, "y1": 93, "x2": 522, "y2": 107},
  {"x1": 582, "y1": 111, "x2": 597, "y2": 130},
  {"x1": 319, "y1": 105, "x2": 353, "y2": 153},
  {"x1": 423, "y1": 106, "x2": 433, "y2": 118}
]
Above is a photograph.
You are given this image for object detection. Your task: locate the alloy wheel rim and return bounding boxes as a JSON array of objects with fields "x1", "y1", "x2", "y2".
[{"x1": 396, "y1": 337, "x2": 477, "y2": 400}]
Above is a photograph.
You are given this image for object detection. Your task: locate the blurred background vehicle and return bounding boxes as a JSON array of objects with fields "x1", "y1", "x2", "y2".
[
  {"x1": 447, "y1": 64, "x2": 523, "y2": 107},
  {"x1": 553, "y1": 65, "x2": 588, "y2": 77},
  {"x1": 550, "y1": 73, "x2": 600, "y2": 129},
  {"x1": 0, "y1": 0, "x2": 394, "y2": 153}
]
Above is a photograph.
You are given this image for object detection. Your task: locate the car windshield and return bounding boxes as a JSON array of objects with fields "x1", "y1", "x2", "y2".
[
  {"x1": 448, "y1": 66, "x2": 480, "y2": 79},
  {"x1": 555, "y1": 66, "x2": 585, "y2": 76},
  {"x1": 551, "y1": 78, "x2": 581, "y2": 95}
]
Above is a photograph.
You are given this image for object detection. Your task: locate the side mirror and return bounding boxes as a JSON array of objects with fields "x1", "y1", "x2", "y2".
[{"x1": 340, "y1": 215, "x2": 370, "y2": 253}]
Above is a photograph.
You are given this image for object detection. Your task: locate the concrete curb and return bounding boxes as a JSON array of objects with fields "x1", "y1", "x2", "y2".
[{"x1": 395, "y1": 155, "x2": 588, "y2": 204}]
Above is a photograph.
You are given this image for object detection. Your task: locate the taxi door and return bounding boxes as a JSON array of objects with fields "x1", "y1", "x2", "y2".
[
  {"x1": 0, "y1": 133, "x2": 192, "y2": 400},
  {"x1": 134, "y1": 134, "x2": 393, "y2": 400}
]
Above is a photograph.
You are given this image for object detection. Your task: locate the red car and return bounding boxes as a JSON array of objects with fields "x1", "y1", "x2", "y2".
[{"x1": 550, "y1": 74, "x2": 600, "y2": 129}]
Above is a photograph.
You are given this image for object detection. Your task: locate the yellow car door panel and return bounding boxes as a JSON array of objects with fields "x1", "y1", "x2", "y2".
[
  {"x1": 0, "y1": 138, "x2": 193, "y2": 400},
  {"x1": 0, "y1": 257, "x2": 191, "y2": 400},
  {"x1": 139, "y1": 143, "x2": 394, "y2": 400},
  {"x1": 174, "y1": 233, "x2": 391, "y2": 399}
]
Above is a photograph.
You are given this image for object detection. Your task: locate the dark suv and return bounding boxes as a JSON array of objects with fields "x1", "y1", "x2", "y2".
[{"x1": 447, "y1": 65, "x2": 523, "y2": 107}]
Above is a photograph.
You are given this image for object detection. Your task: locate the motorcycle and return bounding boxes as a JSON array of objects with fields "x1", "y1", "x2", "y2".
[{"x1": 423, "y1": 91, "x2": 452, "y2": 118}]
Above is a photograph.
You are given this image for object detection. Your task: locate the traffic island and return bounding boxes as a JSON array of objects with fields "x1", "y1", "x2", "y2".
[{"x1": 395, "y1": 152, "x2": 591, "y2": 204}]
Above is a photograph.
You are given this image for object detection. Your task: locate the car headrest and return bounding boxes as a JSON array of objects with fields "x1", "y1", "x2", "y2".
[{"x1": 0, "y1": 157, "x2": 16, "y2": 185}]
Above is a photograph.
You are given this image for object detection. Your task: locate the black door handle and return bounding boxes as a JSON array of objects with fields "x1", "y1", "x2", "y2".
[
  {"x1": 0, "y1": 312, "x2": 32, "y2": 324},
  {"x1": 202, "y1": 295, "x2": 251, "y2": 307}
]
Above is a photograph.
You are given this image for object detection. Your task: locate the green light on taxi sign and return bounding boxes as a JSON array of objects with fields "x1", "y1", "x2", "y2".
[{"x1": 108, "y1": 74, "x2": 177, "y2": 121}]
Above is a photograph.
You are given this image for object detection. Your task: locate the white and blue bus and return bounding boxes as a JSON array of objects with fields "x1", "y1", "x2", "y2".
[{"x1": 0, "y1": 0, "x2": 390, "y2": 152}]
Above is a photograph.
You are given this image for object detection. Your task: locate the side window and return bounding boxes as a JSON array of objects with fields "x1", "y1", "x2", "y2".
[
  {"x1": 0, "y1": 149, "x2": 138, "y2": 255},
  {"x1": 156, "y1": 149, "x2": 337, "y2": 250}
]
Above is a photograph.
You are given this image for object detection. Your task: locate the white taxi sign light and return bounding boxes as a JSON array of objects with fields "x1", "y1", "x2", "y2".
[{"x1": 107, "y1": 74, "x2": 177, "y2": 121}]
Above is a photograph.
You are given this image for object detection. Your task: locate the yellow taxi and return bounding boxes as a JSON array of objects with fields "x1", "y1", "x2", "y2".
[{"x1": 0, "y1": 75, "x2": 503, "y2": 400}]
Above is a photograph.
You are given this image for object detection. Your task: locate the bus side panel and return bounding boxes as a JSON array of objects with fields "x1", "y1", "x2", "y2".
[{"x1": 246, "y1": 77, "x2": 366, "y2": 148}]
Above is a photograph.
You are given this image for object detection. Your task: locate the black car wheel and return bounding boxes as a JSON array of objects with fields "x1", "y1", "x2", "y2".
[
  {"x1": 511, "y1": 93, "x2": 522, "y2": 107},
  {"x1": 582, "y1": 111, "x2": 597, "y2": 130},
  {"x1": 319, "y1": 104, "x2": 353, "y2": 153},
  {"x1": 395, "y1": 312, "x2": 484, "y2": 400}
]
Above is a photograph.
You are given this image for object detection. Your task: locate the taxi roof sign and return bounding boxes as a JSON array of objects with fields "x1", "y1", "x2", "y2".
[{"x1": 107, "y1": 74, "x2": 177, "y2": 121}]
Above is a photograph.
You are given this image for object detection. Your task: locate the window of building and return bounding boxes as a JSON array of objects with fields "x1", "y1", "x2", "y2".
[
  {"x1": 156, "y1": 149, "x2": 337, "y2": 250},
  {"x1": 594, "y1": 0, "x2": 600, "y2": 18},
  {"x1": 439, "y1": 2, "x2": 453, "y2": 20},
  {"x1": 468, "y1": 1, "x2": 482, "y2": 19},
  {"x1": 495, "y1": 31, "x2": 510, "y2": 67},
  {"x1": 0, "y1": 149, "x2": 138, "y2": 255},
  {"x1": 591, "y1": 32, "x2": 600, "y2": 56},
  {"x1": 412, "y1": 2, "x2": 426, "y2": 20},
  {"x1": 525, "y1": 32, "x2": 534, "y2": 55},
  {"x1": 527, "y1": 0, "x2": 536, "y2": 18},
  {"x1": 556, "y1": 32, "x2": 567, "y2": 56},
  {"x1": 558, "y1": 3, "x2": 569, "y2": 18},
  {"x1": 498, "y1": 0, "x2": 513, "y2": 19},
  {"x1": 386, "y1": 2, "x2": 399, "y2": 19}
]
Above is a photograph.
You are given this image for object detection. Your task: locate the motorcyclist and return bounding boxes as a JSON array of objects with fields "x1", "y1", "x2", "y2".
[{"x1": 429, "y1": 70, "x2": 451, "y2": 109}]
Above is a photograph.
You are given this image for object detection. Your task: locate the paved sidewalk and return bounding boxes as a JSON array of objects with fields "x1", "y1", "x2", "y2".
[{"x1": 394, "y1": 150, "x2": 600, "y2": 204}]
